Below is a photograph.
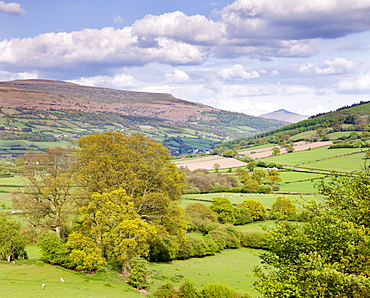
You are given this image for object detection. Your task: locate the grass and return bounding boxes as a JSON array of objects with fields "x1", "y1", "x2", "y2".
[
  {"x1": 0, "y1": 260, "x2": 141, "y2": 298},
  {"x1": 149, "y1": 247, "x2": 262, "y2": 297},
  {"x1": 263, "y1": 146, "x2": 363, "y2": 168},
  {"x1": 308, "y1": 152, "x2": 368, "y2": 172},
  {"x1": 234, "y1": 220, "x2": 275, "y2": 233}
]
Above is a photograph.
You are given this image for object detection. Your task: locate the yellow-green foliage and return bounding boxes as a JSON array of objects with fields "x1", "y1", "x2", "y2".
[
  {"x1": 270, "y1": 196, "x2": 297, "y2": 220},
  {"x1": 238, "y1": 200, "x2": 266, "y2": 221}
]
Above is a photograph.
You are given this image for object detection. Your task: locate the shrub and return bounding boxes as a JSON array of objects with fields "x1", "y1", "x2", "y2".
[
  {"x1": 178, "y1": 279, "x2": 198, "y2": 298},
  {"x1": 154, "y1": 280, "x2": 177, "y2": 298},
  {"x1": 128, "y1": 256, "x2": 151, "y2": 289},
  {"x1": 234, "y1": 207, "x2": 252, "y2": 225},
  {"x1": 198, "y1": 283, "x2": 240, "y2": 298},
  {"x1": 37, "y1": 232, "x2": 68, "y2": 266},
  {"x1": 240, "y1": 231, "x2": 268, "y2": 249},
  {"x1": 210, "y1": 197, "x2": 236, "y2": 224}
]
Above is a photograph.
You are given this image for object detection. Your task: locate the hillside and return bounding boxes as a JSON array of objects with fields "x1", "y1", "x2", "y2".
[
  {"x1": 216, "y1": 100, "x2": 370, "y2": 154},
  {"x1": 0, "y1": 79, "x2": 286, "y2": 155},
  {"x1": 260, "y1": 109, "x2": 308, "y2": 123}
]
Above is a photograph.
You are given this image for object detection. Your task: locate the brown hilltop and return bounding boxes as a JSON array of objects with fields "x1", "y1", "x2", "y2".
[{"x1": 0, "y1": 79, "x2": 217, "y2": 122}]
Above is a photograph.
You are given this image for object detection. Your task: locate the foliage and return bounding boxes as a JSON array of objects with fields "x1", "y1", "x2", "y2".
[
  {"x1": 240, "y1": 231, "x2": 268, "y2": 249},
  {"x1": 272, "y1": 147, "x2": 280, "y2": 155},
  {"x1": 265, "y1": 169, "x2": 282, "y2": 185},
  {"x1": 75, "y1": 132, "x2": 187, "y2": 250},
  {"x1": 13, "y1": 147, "x2": 76, "y2": 237},
  {"x1": 77, "y1": 188, "x2": 156, "y2": 273},
  {"x1": 254, "y1": 171, "x2": 370, "y2": 297},
  {"x1": 66, "y1": 231, "x2": 106, "y2": 272},
  {"x1": 185, "y1": 171, "x2": 239, "y2": 194},
  {"x1": 37, "y1": 231, "x2": 68, "y2": 265},
  {"x1": 210, "y1": 197, "x2": 236, "y2": 224},
  {"x1": 238, "y1": 200, "x2": 266, "y2": 221},
  {"x1": 270, "y1": 196, "x2": 296, "y2": 220},
  {"x1": 185, "y1": 203, "x2": 218, "y2": 223},
  {"x1": 316, "y1": 171, "x2": 370, "y2": 227},
  {"x1": 198, "y1": 283, "x2": 241, "y2": 298},
  {"x1": 154, "y1": 280, "x2": 177, "y2": 298},
  {"x1": 0, "y1": 214, "x2": 28, "y2": 261},
  {"x1": 178, "y1": 279, "x2": 198, "y2": 298},
  {"x1": 128, "y1": 256, "x2": 151, "y2": 289},
  {"x1": 233, "y1": 207, "x2": 252, "y2": 225}
]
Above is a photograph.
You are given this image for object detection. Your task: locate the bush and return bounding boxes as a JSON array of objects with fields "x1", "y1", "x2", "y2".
[
  {"x1": 208, "y1": 225, "x2": 241, "y2": 248},
  {"x1": 257, "y1": 185, "x2": 272, "y2": 194},
  {"x1": 154, "y1": 280, "x2": 177, "y2": 298},
  {"x1": 128, "y1": 256, "x2": 151, "y2": 289},
  {"x1": 37, "y1": 232, "x2": 68, "y2": 266},
  {"x1": 198, "y1": 283, "x2": 240, "y2": 298},
  {"x1": 234, "y1": 207, "x2": 252, "y2": 225},
  {"x1": 240, "y1": 231, "x2": 268, "y2": 249},
  {"x1": 178, "y1": 279, "x2": 198, "y2": 298}
]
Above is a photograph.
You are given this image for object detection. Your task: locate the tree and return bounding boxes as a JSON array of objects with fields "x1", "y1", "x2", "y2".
[
  {"x1": 265, "y1": 169, "x2": 282, "y2": 185},
  {"x1": 0, "y1": 214, "x2": 28, "y2": 261},
  {"x1": 74, "y1": 132, "x2": 188, "y2": 259},
  {"x1": 271, "y1": 147, "x2": 280, "y2": 155},
  {"x1": 239, "y1": 200, "x2": 266, "y2": 221},
  {"x1": 247, "y1": 161, "x2": 257, "y2": 172},
  {"x1": 236, "y1": 168, "x2": 260, "y2": 193},
  {"x1": 285, "y1": 144, "x2": 295, "y2": 153},
  {"x1": 270, "y1": 196, "x2": 296, "y2": 220},
  {"x1": 77, "y1": 188, "x2": 156, "y2": 273},
  {"x1": 316, "y1": 171, "x2": 370, "y2": 227},
  {"x1": 210, "y1": 197, "x2": 235, "y2": 224},
  {"x1": 185, "y1": 203, "x2": 218, "y2": 223},
  {"x1": 13, "y1": 147, "x2": 76, "y2": 238},
  {"x1": 213, "y1": 163, "x2": 221, "y2": 172},
  {"x1": 252, "y1": 169, "x2": 266, "y2": 184}
]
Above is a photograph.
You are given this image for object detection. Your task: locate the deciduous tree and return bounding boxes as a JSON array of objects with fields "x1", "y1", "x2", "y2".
[{"x1": 13, "y1": 147, "x2": 76, "y2": 238}]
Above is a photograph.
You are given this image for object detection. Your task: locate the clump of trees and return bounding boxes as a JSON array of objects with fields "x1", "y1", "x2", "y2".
[
  {"x1": 254, "y1": 171, "x2": 370, "y2": 296},
  {"x1": 14, "y1": 132, "x2": 188, "y2": 272}
]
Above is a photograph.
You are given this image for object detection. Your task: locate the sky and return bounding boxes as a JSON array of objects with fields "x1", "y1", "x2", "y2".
[{"x1": 1, "y1": 0, "x2": 370, "y2": 116}]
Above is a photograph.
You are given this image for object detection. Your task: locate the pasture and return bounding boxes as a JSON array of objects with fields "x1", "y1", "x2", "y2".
[{"x1": 149, "y1": 247, "x2": 262, "y2": 297}]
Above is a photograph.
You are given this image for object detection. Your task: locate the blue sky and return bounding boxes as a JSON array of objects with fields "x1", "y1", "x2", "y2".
[{"x1": 1, "y1": 0, "x2": 370, "y2": 116}]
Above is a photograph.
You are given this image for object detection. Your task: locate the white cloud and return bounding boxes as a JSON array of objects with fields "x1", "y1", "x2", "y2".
[
  {"x1": 337, "y1": 73, "x2": 370, "y2": 92},
  {"x1": 271, "y1": 70, "x2": 280, "y2": 75},
  {"x1": 0, "y1": 27, "x2": 206, "y2": 68},
  {"x1": 218, "y1": 0, "x2": 370, "y2": 39},
  {"x1": 0, "y1": 1, "x2": 26, "y2": 16},
  {"x1": 69, "y1": 73, "x2": 144, "y2": 89},
  {"x1": 113, "y1": 16, "x2": 125, "y2": 24},
  {"x1": 165, "y1": 70, "x2": 190, "y2": 83},
  {"x1": 218, "y1": 64, "x2": 260, "y2": 80},
  {"x1": 0, "y1": 70, "x2": 38, "y2": 81},
  {"x1": 299, "y1": 58, "x2": 356, "y2": 74}
]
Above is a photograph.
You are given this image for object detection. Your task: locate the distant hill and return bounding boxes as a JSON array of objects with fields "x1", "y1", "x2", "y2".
[
  {"x1": 218, "y1": 100, "x2": 370, "y2": 152},
  {"x1": 0, "y1": 79, "x2": 287, "y2": 155},
  {"x1": 260, "y1": 109, "x2": 308, "y2": 123}
]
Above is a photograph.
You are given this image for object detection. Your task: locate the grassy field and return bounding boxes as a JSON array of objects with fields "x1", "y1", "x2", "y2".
[
  {"x1": 0, "y1": 260, "x2": 142, "y2": 298},
  {"x1": 149, "y1": 247, "x2": 262, "y2": 297},
  {"x1": 263, "y1": 146, "x2": 363, "y2": 169}
]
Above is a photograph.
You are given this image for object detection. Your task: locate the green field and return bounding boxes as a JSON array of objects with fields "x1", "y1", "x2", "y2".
[
  {"x1": 0, "y1": 260, "x2": 142, "y2": 298},
  {"x1": 263, "y1": 146, "x2": 364, "y2": 170},
  {"x1": 149, "y1": 247, "x2": 261, "y2": 297}
]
